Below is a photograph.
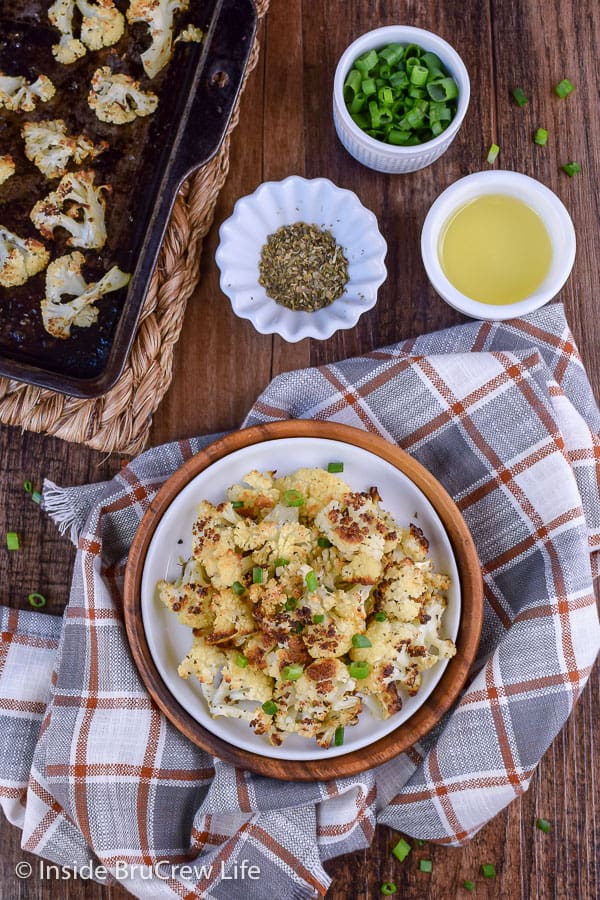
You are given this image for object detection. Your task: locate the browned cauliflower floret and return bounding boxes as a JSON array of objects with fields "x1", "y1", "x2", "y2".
[
  {"x1": 78, "y1": 0, "x2": 125, "y2": 51},
  {"x1": 40, "y1": 252, "x2": 130, "y2": 339},
  {"x1": 208, "y1": 588, "x2": 255, "y2": 644},
  {"x1": 226, "y1": 469, "x2": 279, "y2": 515},
  {"x1": 22, "y1": 119, "x2": 107, "y2": 180},
  {"x1": 175, "y1": 24, "x2": 204, "y2": 43},
  {"x1": 127, "y1": 0, "x2": 190, "y2": 79},
  {"x1": 192, "y1": 500, "x2": 243, "y2": 587},
  {"x1": 275, "y1": 467, "x2": 348, "y2": 519},
  {"x1": 177, "y1": 636, "x2": 227, "y2": 684},
  {"x1": 397, "y1": 523, "x2": 430, "y2": 561},
  {"x1": 0, "y1": 155, "x2": 15, "y2": 186},
  {"x1": 0, "y1": 73, "x2": 55, "y2": 112},
  {"x1": 0, "y1": 226, "x2": 49, "y2": 288},
  {"x1": 88, "y1": 67, "x2": 159, "y2": 124},
  {"x1": 314, "y1": 490, "x2": 395, "y2": 573},
  {"x1": 207, "y1": 656, "x2": 273, "y2": 721},
  {"x1": 30, "y1": 170, "x2": 110, "y2": 249},
  {"x1": 158, "y1": 558, "x2": 214, "y2": 631},
  {"x1": 49, "y1": 0, "x2": 86, "y2": 63}
]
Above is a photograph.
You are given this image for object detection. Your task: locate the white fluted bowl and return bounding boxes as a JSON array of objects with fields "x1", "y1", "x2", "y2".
[{"x1": 215, "y1": 176, "x2": 387, "y2": 341}]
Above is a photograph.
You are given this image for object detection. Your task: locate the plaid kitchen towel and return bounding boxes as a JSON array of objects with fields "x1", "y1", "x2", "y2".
[{"x1": 0, "y1": 303, "x2": 599, "y2": 898}]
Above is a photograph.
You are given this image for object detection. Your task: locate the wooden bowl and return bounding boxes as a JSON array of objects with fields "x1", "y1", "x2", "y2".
[{"x1": 123, "y1": 421, "x2": 483, "y2": 781}]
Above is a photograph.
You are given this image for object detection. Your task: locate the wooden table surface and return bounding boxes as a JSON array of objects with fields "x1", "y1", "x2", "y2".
[{"x1": 1, "y1": 1, "x2": 599, "y2": 898}]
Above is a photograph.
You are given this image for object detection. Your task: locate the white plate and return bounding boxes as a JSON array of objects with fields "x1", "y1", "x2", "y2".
[{"x1": 141, "y1": 436, "x2": 461, "y2": 761}]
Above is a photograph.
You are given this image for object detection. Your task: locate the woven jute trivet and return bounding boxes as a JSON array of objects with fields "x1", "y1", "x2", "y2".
[{"x1": 0, "y1": 0, "x2": 269, "y2": 457}]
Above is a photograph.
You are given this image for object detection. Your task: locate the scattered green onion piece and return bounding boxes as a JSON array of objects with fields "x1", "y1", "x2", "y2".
[
  {"x1": 334, "y1": 725, "x2": 345, "y2": 746},
  {"x1": 562, "y1": 161, "x2": 581, "y2": 177},
  {"x1": 312, "y1": 614, "x2": 325, "y2": 624},
  {"x1": 31, "y1": 490, "x2": 42, "y2": 504},
  {"x1": 28, "y1": 592, "x2": 46, "y2": 608},
  {"x1": 232, "y1": 581, "x2": 245, "y2": 596},
  {"x1": 464, "y1": 880, "x2": 475, "y2": 892},
  {"x1": 481, "y1": 863, "x2": 496, "y2": 878},
  {"x1": 555, "y1": 78, "x2": 575, "y2": 98},
  {"x1": 23, "y1": 480, "x2": 33, "y2": 493},
  {"x1": 252, "y1": 566, "x2": 264, "y2": 584},
  {"x1": 392, "y1": 837, "x2": 411, "y2": 862},
  {"x1": 293, "y1": 622, "x2": 304, "y2": 634},
  {"x1": 305, "y1": 570, "x2": 318, "y2": 592},
  {"x1": 6, "y1": 532, "x2": 19, "y2": 551},
  {"x1": 231, "y1": 500, "x2": 244, "y2": 509},
  {"x1": 512, "y1": 86, "x2": 528, "y2": 106},
  {"x1": 416, "y1": 839, "x2": 427, "y2": 847},
  {"x1": 487, "y1": 142, "x2": 500, "y2": 164},
  {"x1": 380, "y1": 883, "x2": 397, "y2": 896},
  {"x1": 317, "y1": 537, "x2": 332, "y2": 548},
  {"x1": 235, "y1": 653, "x2": 249, "y2": 668},
  {"x1": 374, "y1": 611, "x2": 387, "y2": 622},
  {"x1": 534, "y1": 128, "x2": 548, "y2": 146},
  {"x1": 419, "y1": 859, "x2": 433, "y2": 873},
  {"x1": 283, "y1": 489, "x2": 304, "y2": 507},
  {"x1": 351, "y1": 634, "x2": 372, "y2": 648},
  {"x1": 536, "y1": 817, "x2": 552, "y2": 833},
  {"x1": 285, "y1": 597, "x2": 298, "y2": 611},
  {"x1": 349, "y1": 660, "x2": 370, "y2": 679},
  {"x1": 281, "y1": 664, "x2": 303, "y2": 681},
  {"x1": 274, "y1": 557, "x2": 290, "y2": 568},
  {"x1": 262, "y1": 700, "x2": 277, "y2": 716}
]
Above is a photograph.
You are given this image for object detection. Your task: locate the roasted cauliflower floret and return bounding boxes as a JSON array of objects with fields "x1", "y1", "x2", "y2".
[
  {"x1": 0, "y1": 226, "x2": 49, "y2": 288},
  {"x1": 226, "y1": 469, "x2": 280, "y2": 515},
  {"x1": 40, "y1": 251, "x2": 130, "y2": 339},
  {"x1": 0, "y1": 155, "x2": 15, "y2": 186},
  {"x1": 192, "y1": 500, "x2": 244, "y2": 587},
  {"x1": 127, "y1": 0, "x2": 190, "y2": 79},
  {"x1": 207, "y1": 657, "x2": 273, "y2": 722},
  {"x1": 88, "y1": 66, "x2": 159, "y2": 124},
  {"x1": 48, "y1": 0, "x2": 87, "y2": 63},
  {"x1": 208, "y1": 588, "x2": 255, "y2": 644},
  {"x1": 314, "y1": 490, "x2": 395, "y2": 563},
  {"x1": 158, "y1": 558, "x2": 214, "y2": 630},
  {"x1": 0, "y1": 73, "x2": 55, "y2": 112},
  {"x1": 275, "y1": 467, "x2": 348, "y2": 519},
  {"x1": 175, "y1": 24, "x2": 204, "y2": 43},
  {"x1": 30, "y1": 169, "x2": 109, "y2": 249},
  {"x1": 178, "y1": 636, "x2": 227, "y2": 684},
  {"x1": 78, "y1": 0, "x2": 125, "y2": 50},
  {"x1": 22, "y1": 119, "x2": 107, "y2": 180}
]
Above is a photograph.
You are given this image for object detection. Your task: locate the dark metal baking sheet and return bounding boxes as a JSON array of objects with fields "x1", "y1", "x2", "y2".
[{"x1": 0, "y1": 0, "x2": 256, "y2": 397}]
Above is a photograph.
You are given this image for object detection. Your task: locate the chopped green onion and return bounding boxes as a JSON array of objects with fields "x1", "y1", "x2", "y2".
[
  {"x1": 380, "y1": 883, "x2": 397, "y2": 896},
  {"x1": 349, "y1": 660, "x2": 370, "y2": 679},
  {"x1": 6, "y1": 532, "x2": 19, "y2": 551},
  {"x1": 327, "y1": 461, "x2": 344, "y2": 473},
  {"x1": 305, "y1": 570, "x2": 318, "y2": 592},
  {"x1": 274, "y1": 557, "x2": 289, "y2": 568},
  {"x1": 312, "y1": 614, "x2": 325, "y2": 624},
  {"x1": 464, "y1": 880, "x2": 475, "y2": 892},
  {"x1": 392, "y1": 837, "x2": 411, "y2": 862},
  {"x1": 283, "y1": 489, "x2": 304, "y2": 507},
  {"x1": 481, "y1": 863, "x2": 496, "y2": 878},
  {"x1": 293, "y1": 622, "x2": 304, "y2": 634},
  {"x1": 31, "y1": 490, "x2": 42, "y2": 504},
  {"x1": 334, "y1": 726, "x2": 344, "y2": 746},
  {"x1": 511, "y1": 86, "x2": 528, "y2": 106},
  {"x1": 536, "y1": 817, "x2": 552, "y2": 833},
  {"x1": 28, "y1": 592, "x2": 46, "y2": 608},
  {"x1": 351, "y1": 634, "x2": 372, "y2": 648},
  {"x1": 534, "y1": 128, "x2": 548, "y2": 146},
  {"x1": 419, "y1": 859, "x2": 433, "y2": 873},
  {"x1": 416, "y1": 839, "x2": 427, "y2": 847},
  {"x1": 252, "y1": 567, "x2": 264, "y2": 584},
  {"x1": 427, "y1": 76, "x2": 458, "y2": 101},
  {"x1": 562, "y1": 161, "x2": 581, "y2": 177},
  {"x1": 262, "y1": 700, "x2": 277, "y2": 716},
  {"x1": 487, "y1": 142, "x2": 500, "y2": 164},
  {"x1": 232, "y1": 581, "x2": 245, "y2": 596},
  {"x1": 23, "y1": 480, "x2": 33, "y2": 493},
  {"x1": 285, "y1": 597, "x2": 298, "y2": 611},
  {"x1": 231, "y1": 500, "x2": 244, "y2": 509},
  {"x1": 281, "y1": 664, "x2": 303, "y2": 681},
  {"x1": 374, "y1": 611, "x2": 387, "y2": 622},
  {"x1": 555, "y1": 78, "x2": 575, "y2": 98},
  {"x1": 235, "y1": 653, "x2": 249, "y2": 668},
  {"x1": 317, "y1": 537, "x2": 332, "y2": 549},
  {"x1": 362, "y1": 77, "x2": 377, "y2": 97}
]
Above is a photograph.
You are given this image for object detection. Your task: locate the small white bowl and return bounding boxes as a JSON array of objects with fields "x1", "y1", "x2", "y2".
[
  {"x1": 333, "y1": 25, "x2": 470, "y2": 174},
  {"x1": 421, "y1": 170, "x2": 576, "y2": 321},
  {"x1": 215, "y1": 176, "x2": 387, "y2": 341}
]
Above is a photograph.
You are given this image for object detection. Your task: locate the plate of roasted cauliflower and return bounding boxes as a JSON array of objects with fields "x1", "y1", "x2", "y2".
[{"x1": 126, "y1": 423, "x2": 482, "y2": 776}]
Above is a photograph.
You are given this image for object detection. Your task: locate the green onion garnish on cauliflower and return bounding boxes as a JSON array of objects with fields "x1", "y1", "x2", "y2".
[{"x1": 158, "y1": 467, "x2": 456, "y2": 749}]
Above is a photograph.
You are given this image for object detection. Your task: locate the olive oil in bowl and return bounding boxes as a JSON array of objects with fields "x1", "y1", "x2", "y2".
[{"x1": 438, "y1": 194, "x2": 553, "y2": 305}]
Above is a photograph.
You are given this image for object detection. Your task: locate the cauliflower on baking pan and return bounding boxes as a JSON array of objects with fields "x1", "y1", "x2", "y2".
[
  {"x1": 127, "y1": 0, "x2": 190, "y2": 78},
  {"x1": 48, "y1": 0, "x2": 124, "y2": 62},
  {"x1": 40, "y1": 251, "x2": 130, "y2": 338},
  {"x1": 30, "y1": 169, "x2": 110, "y2": 249},
  {"x1": 0, "y1": 155, "x2": 15, "y2": 186},
  {"x1": 88, "y1": 66, "x2": 159, "y2": 124},
  {"x1": 0, "y1": 226, "x2": 50, "y2": 288},
  {"x1": 175, "y1": 24, "x2": 204, "y2": 43},
  {"x1": 22, "y1": 119, "x2": 107, "y2": 180},
  {"x1": 48, "y1": 0, "x2": 86, "y2": 63},
  {"x1": 0, "y1": 73, "x2": 55, "y2": 112}
]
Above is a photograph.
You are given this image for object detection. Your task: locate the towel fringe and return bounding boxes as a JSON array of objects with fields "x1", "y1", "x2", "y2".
[{"x1": 42, "y1": 479, "x2": 83, "y2": 546}]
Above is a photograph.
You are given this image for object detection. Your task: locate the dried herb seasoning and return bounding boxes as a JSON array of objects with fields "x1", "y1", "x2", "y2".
[{"x1": 258, "y1": 222, "x2": 349, "y2": 311}]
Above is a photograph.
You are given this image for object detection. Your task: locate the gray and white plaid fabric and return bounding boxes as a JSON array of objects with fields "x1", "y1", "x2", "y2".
[{"x1": 1, "y1": 304, "x2": 598, "y2": 897}]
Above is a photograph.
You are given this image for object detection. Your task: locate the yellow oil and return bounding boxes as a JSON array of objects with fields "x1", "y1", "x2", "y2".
[{"x1": 439, "y1": 194, "x2": 553, "y2": 305}]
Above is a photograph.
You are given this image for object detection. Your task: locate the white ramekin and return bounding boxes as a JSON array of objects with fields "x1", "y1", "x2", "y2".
[
  {"x1": 333, "y1": 25, "x2": 470, "y2": 174},
  {"x1": 420, "y1": 170, "x2": 576, "y2": 321}
]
